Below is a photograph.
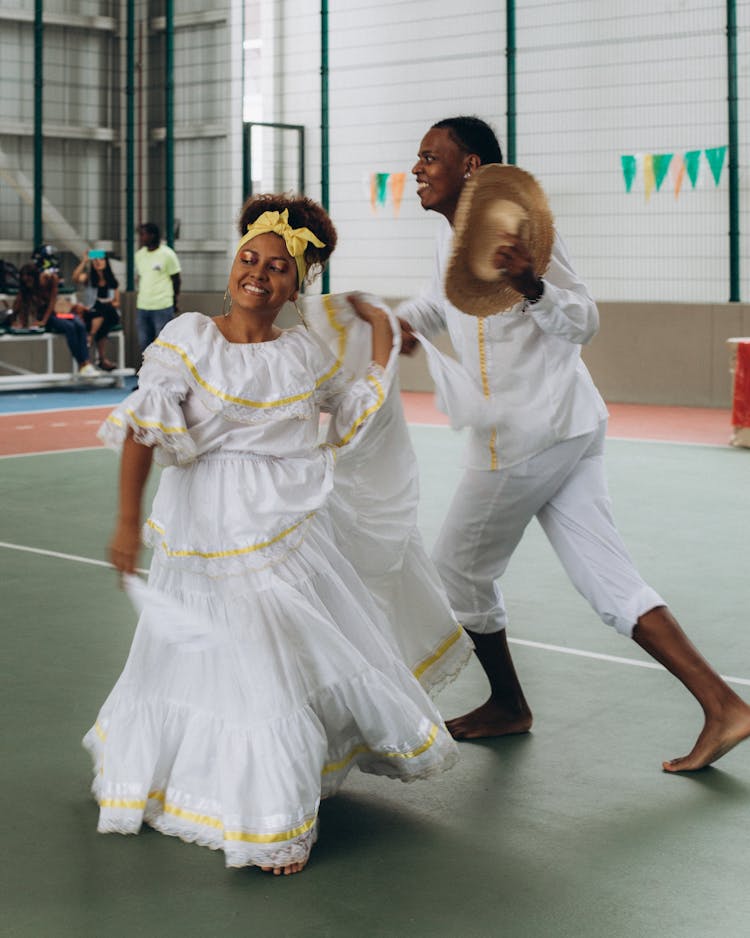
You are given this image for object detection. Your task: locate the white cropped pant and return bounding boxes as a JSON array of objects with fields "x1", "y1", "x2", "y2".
[{"x1": 432, "y1": 421, "x2": 664, "y2": 637}]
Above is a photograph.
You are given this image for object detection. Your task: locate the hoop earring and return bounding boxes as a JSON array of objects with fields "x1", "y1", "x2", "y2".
[
  {"x1": 222, "y1": 289, "x2": 233, "y2": 317},
  {"x1": 294, "y1": 300, "x2": 308, "y2": 330}
]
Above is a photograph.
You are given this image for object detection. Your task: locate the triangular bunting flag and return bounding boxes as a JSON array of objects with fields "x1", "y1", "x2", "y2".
[
  {"x1": 671, "y1": 154, "x2": 685, "y2": 199},
  {"x1": 621, "y1": 154, "x2": 637, "y2": 193},
  {"x1": 705, "y1": 146, "x2": 727, "y2": 185},
  {"x1": 376, "y1": 172, "x2": 389, "y2": 206},
  {"x1": 653, "y1": 153, "x2": 673, "y2": 191},
  {"x1": 643, "y1": 154, "x2": 655, "y2": 202},
  {"x1": 684, "y1": 150, "x2": 701, "y2": 188},
  {"x1": 390, "y1": 172, "x2": 406, "y2": 216}
]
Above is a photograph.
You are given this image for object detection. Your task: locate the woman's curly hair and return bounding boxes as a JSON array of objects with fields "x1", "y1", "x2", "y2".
[{"x1": 237, "y1": 194, "x2": 337, "y2": 286}]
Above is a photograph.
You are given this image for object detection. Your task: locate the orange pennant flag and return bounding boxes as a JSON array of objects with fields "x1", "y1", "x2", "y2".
[
  {"x1": 390, "y1": 173, "x2": 406, "y2": 217},
  {"x1": 672, "y1": 155, "x2": 685, "y2": 199}
]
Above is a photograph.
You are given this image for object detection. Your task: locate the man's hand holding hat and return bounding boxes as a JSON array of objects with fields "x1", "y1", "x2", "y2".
[
  {"x1": 493, "y1": 238, "x2": 545, "y2": 304},
  {"x1": 445, "y1": 163, "x2": 553, "y2": 316}
]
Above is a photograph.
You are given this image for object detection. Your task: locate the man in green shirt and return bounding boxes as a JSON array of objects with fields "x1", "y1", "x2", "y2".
[{"x1": 134, "y1": 222, "x2": 182, "y2": 354}]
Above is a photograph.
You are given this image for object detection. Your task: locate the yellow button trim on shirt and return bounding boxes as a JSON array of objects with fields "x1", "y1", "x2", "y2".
[{"x1": 476, "y1": 319, "x2": 498, "y2": 470}]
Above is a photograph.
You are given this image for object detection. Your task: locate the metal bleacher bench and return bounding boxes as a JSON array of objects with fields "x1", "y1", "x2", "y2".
[{"x1": 0, "y1": 324, "x2": 135, "y2": 391}]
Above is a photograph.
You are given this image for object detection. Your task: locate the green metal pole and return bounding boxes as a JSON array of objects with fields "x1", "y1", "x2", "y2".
[
  {"x1": 299, "y1": 126, "x2": 306, "y2": 195},
  {"x1": 243, "y1": 123, "x2": 252, "y2": 200},
  {"x1": 321, "y1": 0, "x2": 330, "y2": 292},
  {"x1": 165, "y1": 0, "x2": 175, "y2": 247},
  {"x1": 505, "y1": 0, "x2": 516, "y2": 165},
  {"x1": 727, "y1": 0, "x2": 740, "y2": 301},
  {"x1": 126, "y1": 0, "x2": 135, "y2": 291},
  {"x1": 33, "y1": 0, "x2": 44, "y2": 248}
]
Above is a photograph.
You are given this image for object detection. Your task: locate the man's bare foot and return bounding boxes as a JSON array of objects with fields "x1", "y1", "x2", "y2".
[
  {"x1": 446, "y1": 697, "x2": 533, "y2": 740},
  {"x1": 261, "y1": 859, "x2": 308, "y2": 876},
  {"x1": 662, "y1": 700, "x2": 750, "y2": 772}
]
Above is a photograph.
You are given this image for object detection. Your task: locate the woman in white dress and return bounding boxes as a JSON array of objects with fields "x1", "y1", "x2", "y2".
[{"x1": 84, "y1": 194, "x2": 472, "y2": 875}]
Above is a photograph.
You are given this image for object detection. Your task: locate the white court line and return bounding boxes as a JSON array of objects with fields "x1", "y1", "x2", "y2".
[
  {"x1": 0, "y1": 538, "x2": 748, "y2": 688},
  {"x1": 0, "y1": 540, "x2": 148, "y2": 575},
  {"x1": 0, "y1": 403, "x2": 116, "y2": 417},
  {"x1": 510, "y1": 637, "x2": 750, "y2": 687},
  {"x1": 0, "y1": 445, "x2": 104, "y2": 460},
  {"x1": 606, "y1": 435, "x2": 726, "y2": 449}
]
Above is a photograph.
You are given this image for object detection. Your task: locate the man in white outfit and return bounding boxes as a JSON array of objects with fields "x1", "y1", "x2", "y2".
[{"x1": 397, "y1": 115, "x2": 750, "y2": 772}]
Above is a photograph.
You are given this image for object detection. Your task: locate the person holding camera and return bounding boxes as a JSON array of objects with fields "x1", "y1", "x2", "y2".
[{"x1": 72, "y1": 250, "x2": 121, "y2": 371}]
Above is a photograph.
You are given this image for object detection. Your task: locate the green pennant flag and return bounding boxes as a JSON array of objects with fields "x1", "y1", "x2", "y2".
[
  {"x1": 620, "y1": 154, "x2": 637, "y2": 193},
  {"x1": 705, "y1": 146, "x2": 727, "y2": 185},
  {"x1": 653, "y1": 153, "x2": 673, "y2": 191},
  {"x1": 376, "y1": 172, "x2": 389, "y2": 205},
  {"x1": 684, "y1": 150, "x2": 701, "y2": 188}
]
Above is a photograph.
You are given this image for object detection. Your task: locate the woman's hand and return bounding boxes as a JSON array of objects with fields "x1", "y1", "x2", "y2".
[
  {"x1": 111, "y1": 432, "x2": 154, "y2": 576},
  {"x1": 398, "y1": 317, "x2": 418, "y2": 355},
  {"x1": 347, "y1": 293, "x2": 390, "y2": 327},
  {"x1": 347, "y1": 293, "x2": 394, "y2": 369},
  {"x1": 109, "y1": 519, "x2": 142, "y2": 575}
]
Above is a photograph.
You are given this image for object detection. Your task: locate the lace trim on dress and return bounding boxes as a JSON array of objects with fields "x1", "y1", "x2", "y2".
[
  {"x1": 325, "y1": 364, "x2": 387, "y2": 451},
  {"x1": 142, "y1": 510, "x2": 316, "y2": 574},
  {"x1": 145, "y1": 338, "x2": 332, "y2": 426},
  {"x1": 91, "y1": 778, "x2": 320, "y2": 869},
  {"x1": 98, "y1": 407, "x2": 198, "y2": 466},
  {"x1": 412, "y1": 625, "x2": 475, "y2": 698}
]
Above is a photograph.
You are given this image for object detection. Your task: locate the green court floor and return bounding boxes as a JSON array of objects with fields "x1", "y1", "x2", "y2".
[{"x1": 1, "y1": 430, "x2": 749, "y2": 938}]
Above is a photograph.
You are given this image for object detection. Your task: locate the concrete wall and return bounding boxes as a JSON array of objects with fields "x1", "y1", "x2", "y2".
[{"x1": 584, "y1": 302, "x2": 750, "y2": 407}]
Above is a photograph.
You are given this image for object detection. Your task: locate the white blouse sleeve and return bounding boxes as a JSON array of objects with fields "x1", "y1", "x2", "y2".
[
  {"x1": 526, "y1": 232, "x2": 600, "y2": 345},
  {"x1": 302, "y1": 293, "x2": 401, "y2": 453},
  {"x1": 97, "y1": 356, "x2": 197, "y2": 466},
  {"x1": 395, "y1": 220, "x2": 453, "y2": 337}
]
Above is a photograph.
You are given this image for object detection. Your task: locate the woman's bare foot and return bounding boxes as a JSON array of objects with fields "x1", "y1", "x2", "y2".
[
  {"x1": 662, "y1": 700, "x2": 750, "y2": 772},
  {"x1": 446, "y1": 697, "x2": 533, "y2": 740},
  {"x1": 261, "y1": 859, "x2": 308, "y2": 876}
]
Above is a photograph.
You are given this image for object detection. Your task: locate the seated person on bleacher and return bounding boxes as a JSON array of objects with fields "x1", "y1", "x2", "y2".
[
  {"x1": 9, "y1": 247, "x2": 99, "y2": 377},
  {"x1": 71, "y1": 250, "x2": 121, "y2": 371}
]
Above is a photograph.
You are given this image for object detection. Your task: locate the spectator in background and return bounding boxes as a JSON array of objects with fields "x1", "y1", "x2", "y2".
[
  {"x1": 71, "y1": 250, "x2": 121, "y2": 371},
  {"x1": 134, "y1": 222, "x2": 181, "y2": 355},
  {"x1": 11, "y1": 251, "x2": 98, "y2": 377}
]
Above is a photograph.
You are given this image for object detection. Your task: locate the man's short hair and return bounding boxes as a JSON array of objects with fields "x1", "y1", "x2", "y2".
[{"x1": 139, "y1": 222, "x2": 160, "y2": 241}]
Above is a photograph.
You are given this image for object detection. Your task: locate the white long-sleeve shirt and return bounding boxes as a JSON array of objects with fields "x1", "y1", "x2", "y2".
[{"x1": 397, "y1": 218, "x2": 608, "y2": 470}]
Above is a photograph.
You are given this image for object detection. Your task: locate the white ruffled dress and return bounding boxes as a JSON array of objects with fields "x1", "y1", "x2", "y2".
[{"x1": 83, "y1": 300, "x2": 472, "y2": 869}]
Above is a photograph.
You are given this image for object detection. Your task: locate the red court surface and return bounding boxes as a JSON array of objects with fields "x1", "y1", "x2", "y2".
[
  {"x1": 401, "y1": 393, "x2": 735, "y2": 446},
  {"x1": 0, "y1": 393, "x2": 737, "y2": 457}
]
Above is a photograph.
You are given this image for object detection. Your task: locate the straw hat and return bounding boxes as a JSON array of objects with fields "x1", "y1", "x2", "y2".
[{"x1": 445, "y1": 163, "x2": 555, "y2": 317}]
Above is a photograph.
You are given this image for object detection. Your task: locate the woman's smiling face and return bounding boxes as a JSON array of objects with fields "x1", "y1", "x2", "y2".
[{"x1": 229, "y1": 232, "x2": 299, "y2": 316}]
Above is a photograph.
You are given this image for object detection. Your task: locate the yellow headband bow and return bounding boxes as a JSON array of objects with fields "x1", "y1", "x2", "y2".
[{"x1": 236, "y1": 208, "x2": 325, "y2": 285}]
